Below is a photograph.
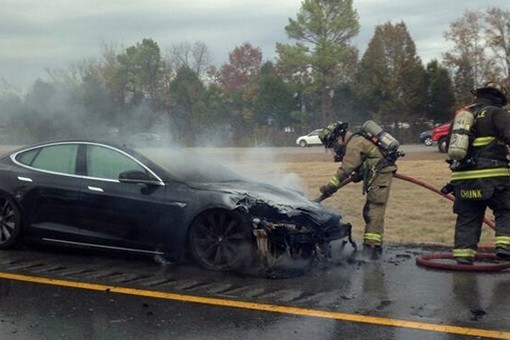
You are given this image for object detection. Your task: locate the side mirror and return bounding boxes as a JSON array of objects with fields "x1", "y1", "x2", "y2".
[{"x1": 118, "y1": 170, "x2": 163, "y2": 186}]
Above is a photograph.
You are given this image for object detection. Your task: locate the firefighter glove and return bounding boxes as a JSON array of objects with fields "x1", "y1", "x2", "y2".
[
  {"x1": 440, "y1": 182, "x2": 455, "y2": 195},
  {"x1": 320, "y1": 183, "x2": 338, "y2": 197},
  {"x1": 350, "y1": 171, "x2": 363, "y2": 183}
]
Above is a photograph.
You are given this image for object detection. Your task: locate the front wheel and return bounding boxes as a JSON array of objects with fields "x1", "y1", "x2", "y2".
[
  {"x1": 424, "y1": 137, "x2": 433, "y2": 146},
  {"x1": 299, "y1": 140, "x2": 308, "y2": 147},
  {"x1": 0, "y1": 196, "x2": 22, "y2": 249},
  {"x1": 189, "y1": 210, "x2": 254, "y2": 271}
]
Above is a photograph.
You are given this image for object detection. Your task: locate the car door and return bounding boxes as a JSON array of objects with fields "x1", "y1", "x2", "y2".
[
  {"x1": 78, "y1": 144, "x2": 169, "y2": 251},
  {"x1": 308, "y1": 129, "x2": 322, "y2": 145},
  {"x1": 12, "y1": 143, "x2": 83, "y2": 240}
]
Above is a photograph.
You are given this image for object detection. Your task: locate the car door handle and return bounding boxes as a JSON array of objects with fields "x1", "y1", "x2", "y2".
[
  {"x1": 87, "y1": 186, "x2": 104, "y2": 193},
  {"x1": 17, "y1": 176, "x2": 33, "y2": 182}
]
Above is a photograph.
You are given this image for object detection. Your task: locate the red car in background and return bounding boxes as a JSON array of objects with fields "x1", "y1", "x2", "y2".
[{"x1": 431, "y1": 123, "x2": 451, "y2": 153}]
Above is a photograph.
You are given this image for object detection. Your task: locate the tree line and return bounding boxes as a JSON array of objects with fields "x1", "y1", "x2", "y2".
[{"x1": 0, "y1": 0, "x2": 509, "y2": 146}]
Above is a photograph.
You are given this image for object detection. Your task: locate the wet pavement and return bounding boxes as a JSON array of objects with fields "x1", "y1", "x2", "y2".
[{"x1": 0, "y1": 243, "x2": 509, "y2": 339}]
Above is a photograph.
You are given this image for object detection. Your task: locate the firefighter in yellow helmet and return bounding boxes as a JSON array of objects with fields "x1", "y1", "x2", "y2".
[
  {"x1": 318, "y1": 121, "x2": 400, "y2": 260},
  {"x1": 445, "y1": 82, "x2": 510, "y2": 264}
]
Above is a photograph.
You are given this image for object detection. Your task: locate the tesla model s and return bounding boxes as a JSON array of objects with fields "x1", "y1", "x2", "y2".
[{"x1": 0, "y1": 140, "x2": 351, "y2": 276}]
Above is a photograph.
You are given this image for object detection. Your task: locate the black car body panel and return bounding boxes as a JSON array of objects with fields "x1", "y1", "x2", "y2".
[
  {"x1": 0, "y1": 140, "x2": 347, "y2": 275},
  {"x1": 192, "y1": 181, "x2": 339, "y2": 228}
]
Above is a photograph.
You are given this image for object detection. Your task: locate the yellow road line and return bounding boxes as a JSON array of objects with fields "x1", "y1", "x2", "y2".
[{"x1": 1, "y1": 271, "x2": 509, "y2": 339}]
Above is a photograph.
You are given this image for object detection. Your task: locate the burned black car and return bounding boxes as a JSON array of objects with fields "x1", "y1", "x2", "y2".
[{"x1": 0, "y1": 141, "x2": 351, "y2": 276}]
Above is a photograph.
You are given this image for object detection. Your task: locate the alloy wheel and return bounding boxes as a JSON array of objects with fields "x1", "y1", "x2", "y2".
[
  {"x1": 189, "y1": 210, "x2": 253, "y2": 271},
  {"x1": 0, "y1": 197, "x2": 22, "y2": 249}
]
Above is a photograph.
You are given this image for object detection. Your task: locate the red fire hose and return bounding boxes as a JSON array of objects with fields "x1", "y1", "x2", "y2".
[
  {"x1": 393, "y1": 173, "x2": 495, "y2": 230},
  {"x1": 316, "y1": 172, "x2": 510, "y2": 272},
  {"x1": 393, "y1": 173, "x2": 510, "y2": 272}
]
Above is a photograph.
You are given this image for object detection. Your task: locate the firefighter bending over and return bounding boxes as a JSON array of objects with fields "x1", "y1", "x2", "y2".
[
  {"x1": 444, "y1": 82, "x2": 510, "y2": 264},
  {"x1": 318, "y1": 120, "x2": 401, "y2": 260}
]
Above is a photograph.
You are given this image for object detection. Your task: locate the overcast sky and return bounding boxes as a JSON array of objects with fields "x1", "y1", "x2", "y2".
[{"x1": 1, "y1": 0, "x2": 508, "y2": 92}]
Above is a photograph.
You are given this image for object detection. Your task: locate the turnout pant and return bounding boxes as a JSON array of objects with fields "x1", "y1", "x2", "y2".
[
  {"x1": 362, "y1": 171, "x2": 394, "y2": 246},
  {"x1": 454, "y1": 179, "x2": 510, "y2": 251}
]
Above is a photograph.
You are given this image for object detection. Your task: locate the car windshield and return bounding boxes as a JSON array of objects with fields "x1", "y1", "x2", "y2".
[{"x1": 141, "y1": 148, "x2": 246, "y2": 183}]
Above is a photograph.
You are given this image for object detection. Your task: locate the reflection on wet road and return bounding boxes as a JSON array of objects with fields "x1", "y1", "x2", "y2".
[{"x1": 0, "y1": 243, "x2": 509, "y2": 339}]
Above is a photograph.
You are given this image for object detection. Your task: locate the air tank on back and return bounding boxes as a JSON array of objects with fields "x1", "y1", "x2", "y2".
[
  {"x1": 447, "y1": 109, "x2": 474, "y2": 161},
  {"x1": 361, "y1": 120, "x2": 400, "y2": 153}
]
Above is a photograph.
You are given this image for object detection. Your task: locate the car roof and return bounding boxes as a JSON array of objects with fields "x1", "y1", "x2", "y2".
[
  {"x1": 4, "y1": 139, "x2": 247, "y2": 185},
  {"x1": 5, "y1": 139, "x2": 171, "y2": 179},
  {"x1": 9, "y1": 139, "x2": 131, "y2": 152}
]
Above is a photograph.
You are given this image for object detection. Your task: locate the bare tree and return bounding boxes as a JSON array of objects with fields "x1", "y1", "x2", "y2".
[
  {"x1": 167, "y1": 41, "x2": 211, "y2": 78},
  {"x1": 0, "y1": 76, "x2": 22, "y2": 98},
  {"x1": 485, "y1": 7, "x2": 510, "y2": 86},
  {"x1": 443, "y1": 10, "x2": 498, "y2": 104}
]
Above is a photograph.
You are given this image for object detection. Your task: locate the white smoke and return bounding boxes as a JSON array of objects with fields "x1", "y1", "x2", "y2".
[{"x1": 191, "y1": 146, "x2": 307, "y2": 193}]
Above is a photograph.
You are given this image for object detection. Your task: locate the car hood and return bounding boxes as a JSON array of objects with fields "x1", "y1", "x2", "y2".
[
  {"x1": 190, "y1": 180, "x2": 342, "y2": 228},
  {"x1": 433, "y1": 124, "x2": 450, "y2": 133}
]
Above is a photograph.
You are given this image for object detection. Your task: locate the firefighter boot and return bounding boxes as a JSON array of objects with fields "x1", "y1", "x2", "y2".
[
  {"x1": 496, "y1": 247, "x2": 510, "y2": 261},
  {"x1": 452, "y1": 248, "x2": 475, "y2": 265},
  {"x1": 360, "y1": 244, "x2": 382, "y2": 262},
  {"x1": 454, "y1": 257, "x2": 474, "y2": 265}
]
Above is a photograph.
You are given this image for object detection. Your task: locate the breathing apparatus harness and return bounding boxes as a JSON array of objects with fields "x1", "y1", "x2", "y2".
[
  {"x1": 353, "y1": 121, "x2": 404, "y2": 193},
  {"x1": 359, "y1": 121, "x2": 404, "y2": 161},
  {"x1": 317, "y1": 120, "x2": 404, "y2": 196}
]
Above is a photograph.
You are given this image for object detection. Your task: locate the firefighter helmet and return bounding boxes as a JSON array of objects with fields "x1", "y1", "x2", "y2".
[
  {"x1": 319, "y1": 121, "x2": 349, "y2": 148},
  {"x1": 475, "y1": 82, "x2": 508, "y2": 105}
]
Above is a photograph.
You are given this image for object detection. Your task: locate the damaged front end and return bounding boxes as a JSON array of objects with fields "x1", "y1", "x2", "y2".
[
  {"x1": 190, "y1": 180, "x2": 356, "y2": 277},
  {"x1": 232, "y1": 191, "x2": 356, "y2": 277},
  {"x1": 251, "y1": 218, "x2": 355, "y2": 268}
]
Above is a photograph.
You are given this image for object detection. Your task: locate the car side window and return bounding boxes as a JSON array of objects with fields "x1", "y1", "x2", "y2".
[
  {"x1": 86, "y1": 145, "x2": 146, "y2": 180},
  {"x1": 16, "y1": 149, "x2": 38, "y2": 165},
  {"x1": 17, "y1": 145, "x2": 78, "y2": 175}
]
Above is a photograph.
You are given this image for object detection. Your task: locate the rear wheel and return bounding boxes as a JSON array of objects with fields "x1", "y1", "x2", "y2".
[
  {"x1": 0, "y1": 196, "x2": 22, "y2": 249},
  {"x1": 438, "y1": 137, "x2": 449, "y2": 153},
  {"x1": 299, "y1": 140, "x2": 308, "y2": 147},
  {"x1": 189, "y1": 210, "x2": 254, "y2": 271}
]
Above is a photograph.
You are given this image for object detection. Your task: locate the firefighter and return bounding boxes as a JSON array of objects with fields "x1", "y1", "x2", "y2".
[
  {"x1": 318, "y1": 121, "x2": 399, "y2": 260},
  {"x1": 446, "y1": 82, "x2": 510, "y2": 264}
]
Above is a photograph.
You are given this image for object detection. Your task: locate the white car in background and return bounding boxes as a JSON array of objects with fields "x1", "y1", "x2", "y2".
[{"x1": 296, "y1": 129, "x2": 324, "y2": 147}]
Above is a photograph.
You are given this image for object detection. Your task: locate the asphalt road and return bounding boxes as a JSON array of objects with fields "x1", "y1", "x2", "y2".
[{"x1": 0, "y1": 243, "x2": 508, "y2": 339}]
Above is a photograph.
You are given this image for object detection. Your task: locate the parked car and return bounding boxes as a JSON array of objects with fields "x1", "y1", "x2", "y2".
[
  {"x1": 419, "y1": 130, "x2": 433, "y2": 146},
  {"x1": 0, "y1": 140, "x2": 350, "y2": 276},
  {"x1": 431, "y1": 123, "x2": 451, "y2": 153},
  {"x1": 296, "y1": 129, "x2": 324, "y2": 147}
]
